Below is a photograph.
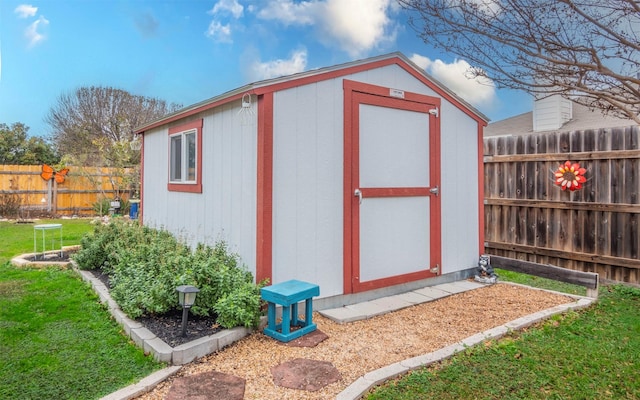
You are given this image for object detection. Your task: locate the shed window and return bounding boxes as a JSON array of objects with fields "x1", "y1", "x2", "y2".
[{"x1": 168, "y1": 119, "x2": 203, "y2": 193}]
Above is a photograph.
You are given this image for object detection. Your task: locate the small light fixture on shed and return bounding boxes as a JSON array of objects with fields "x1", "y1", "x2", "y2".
[
  {"x1": 176, "y1": 285, "x2": 200, "y2": 337},
  {"x1": 130, "y1": 136, "x2": 142, "y2": 151},
  {"x1": 237, "y1": 92, "x2": 255, "y2": 125}
]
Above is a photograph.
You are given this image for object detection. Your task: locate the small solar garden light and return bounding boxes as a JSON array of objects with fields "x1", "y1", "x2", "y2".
[{"x1": 176, "y1": 285, "x2": 199, "y2": 337}]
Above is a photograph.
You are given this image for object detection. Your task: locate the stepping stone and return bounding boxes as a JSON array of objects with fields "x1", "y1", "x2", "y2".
[
  {"x1": 271, "y1": 358, "x2": 342, "y2": 391},
  {"x1": 166, "y1": 371, "x2": 245, "y2": 400},
  {"x1": 281, "y1": 329, "x2": 328, "y2": 347}
]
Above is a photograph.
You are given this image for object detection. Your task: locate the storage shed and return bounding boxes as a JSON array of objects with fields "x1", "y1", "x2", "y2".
[{"x1": 136, "y1": 52, "x2": 488, "y2": 307}]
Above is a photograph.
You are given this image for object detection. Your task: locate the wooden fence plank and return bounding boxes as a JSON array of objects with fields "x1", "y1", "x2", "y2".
[
  {"x1": 0, "y1": 165, "x2": 134, "y2": 217},
  {"x1": 485, "y1": 241, "x2": 640, "y2": 270},
  {"x1": 484, "y1": 126, "x2": 640, "y2": 284},
  {"x1": 484, "y1": 198, "x2": 640, "y2": 213},
  {"x1": 484, "y1": 148, "x2": 640, "y2": 163}
]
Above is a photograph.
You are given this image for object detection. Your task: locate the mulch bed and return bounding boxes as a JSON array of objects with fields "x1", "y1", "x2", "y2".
[
  {"x1": 89, "y1": 269, "x2": 223, "y2": 347},
  {"x1": 138, "y1": 283, "x2": 577, "y2": 400},
  {"x1": 138, "y1": 310, "x2": 223, "y2": 347}
]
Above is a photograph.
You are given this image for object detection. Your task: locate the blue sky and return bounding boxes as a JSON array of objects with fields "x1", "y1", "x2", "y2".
[{"x1": 0, "y1": 0, "x2": 532, "y2": 138}]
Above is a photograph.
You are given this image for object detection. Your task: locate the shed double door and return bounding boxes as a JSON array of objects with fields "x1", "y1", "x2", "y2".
[{"x1": 344, "y1": 81, "x2": 441, "y2": 293}]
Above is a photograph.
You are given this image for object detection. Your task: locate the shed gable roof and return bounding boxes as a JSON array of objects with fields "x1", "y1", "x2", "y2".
[{"x1": 136, "y1": 52, "x2": 489, "y2": 134}]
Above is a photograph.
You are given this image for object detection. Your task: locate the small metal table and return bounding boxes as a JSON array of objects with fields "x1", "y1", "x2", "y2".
[{"x1": 33, "y1": 223, "x2": 63, "y2": 260}]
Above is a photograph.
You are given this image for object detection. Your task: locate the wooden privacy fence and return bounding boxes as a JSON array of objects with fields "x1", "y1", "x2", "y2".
[
  {"x1": 0, "y1": 164, "x2": 135, "y2": 217},
  {"x1": 484, "y1": 125, "x2": 640, "y2": 284}
]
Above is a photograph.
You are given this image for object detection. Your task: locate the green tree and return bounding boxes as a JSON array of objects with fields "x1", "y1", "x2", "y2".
[{"x1": 0, "y1": 122, "x2": 59, "y2": 165}]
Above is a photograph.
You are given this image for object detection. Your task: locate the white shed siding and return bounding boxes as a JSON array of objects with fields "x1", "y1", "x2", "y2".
[
  {"x1": 141, "y1": 125, "x2": 170, "y2": 227},
  {"x1": 272, "y1": 79, "x2": 345, "y2": 296},
  {"x1": 344, "y1": 65, "x2": 481, "y2": 274},
  {"x1": 368, "y1": 65, "x2": 481, "y2": 273},
  {"x1": 141, "y1": 55, "x2": 486, "y2": 299},
  {"x1": 271, "y1": 64, "x2": 481, "y2": 297},
  {"x1": 439, "y1": 101, "x2": 480, "y2": 273},
  {"x1": 142, "y1": 101, "x2": 258, "y2": 275}
]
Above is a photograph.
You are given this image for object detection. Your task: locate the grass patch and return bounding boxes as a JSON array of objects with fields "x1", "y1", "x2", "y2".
[
  {"x1": 0, "y1": 219, "x2": 164, "y2": 399},
  {"x1": 366, "y1": 281, "x2": 640, "y2": 400},
  {"x1": 495, "y1": 267, "x2": 587, "y2": 296},
  {"x1": 0, "y1": 219, "x2": 95, "y2": 263}
]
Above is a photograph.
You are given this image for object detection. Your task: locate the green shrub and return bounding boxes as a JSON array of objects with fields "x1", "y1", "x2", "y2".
[
  {"x1": 72, "y1": 220, "x2": 263, "y2": 327},
  {"x1": 92, "y1": 198, "x2": 112, "y2": 216},
  {"x1": 215, "y1": 281, "x2": 264, "y2": 329},
  {"x1": 73, "y1": 221, "x2": 115, "y2": 273}
]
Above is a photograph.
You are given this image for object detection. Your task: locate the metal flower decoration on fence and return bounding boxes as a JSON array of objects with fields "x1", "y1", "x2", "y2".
[{"x1": 554, "y1": 161, "x2": 587, "y2": 191}]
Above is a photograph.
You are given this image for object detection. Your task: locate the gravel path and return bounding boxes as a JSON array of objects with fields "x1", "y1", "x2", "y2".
[{"x1": 137, "y1": 283, "x2": 575, "y2": 400}]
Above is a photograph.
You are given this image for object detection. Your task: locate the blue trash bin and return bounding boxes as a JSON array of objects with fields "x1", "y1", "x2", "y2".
[{"x1": 129, "y1": 200, "x2": 140, "y2": 219}]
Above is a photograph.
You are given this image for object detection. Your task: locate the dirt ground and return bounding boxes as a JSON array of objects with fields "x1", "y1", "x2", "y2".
[{"x1": 136, "y1": 283, "x2": 575, "y2": 400}]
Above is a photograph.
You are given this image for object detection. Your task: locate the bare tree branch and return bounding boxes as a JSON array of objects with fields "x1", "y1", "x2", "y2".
[
  {"x1": 46, "y1": 86, "x2": 181, "y2": 166},
  {"x1": 399, "y1": 0, "x2": 640, "y2": 123}
]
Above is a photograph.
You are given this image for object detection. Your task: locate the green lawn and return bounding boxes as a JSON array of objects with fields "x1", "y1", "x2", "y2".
[
  {"x1": 494, "y1": 267, "x2": 588, "y2": 296},
  {"x1": 0, "y1": 218, "x2": 164, "y2": 400},
  {"x1": 4, "y1": 220, "x2": 640, "y2": 399},
  {"x1": 366, "y1": 274, "x2": 640, "y2": 400},
  {"x1": 0, "y1": 218, "x2": 95, "y2": 263}
]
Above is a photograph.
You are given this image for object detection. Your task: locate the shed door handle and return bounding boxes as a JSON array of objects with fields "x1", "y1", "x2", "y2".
[
  {"x1": 429, "y1": 186, "x2": 439, "y2": 196},
  {"x1": 354, "y1": 188, "x2": 362, "y2": 205}
]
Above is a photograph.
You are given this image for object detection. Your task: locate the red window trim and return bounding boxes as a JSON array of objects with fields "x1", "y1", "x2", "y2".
[{"x1": 167, "y1": 119, "x2": 203, "y2": 193}]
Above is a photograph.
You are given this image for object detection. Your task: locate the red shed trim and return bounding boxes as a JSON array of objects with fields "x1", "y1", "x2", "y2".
[
  {"x1": 477, "y1": 123, "x2": 485, "y2": 254},
  {"x1": 136, "y1": 53, "x2": 488, "y2": 135},
  {"x1": 343, "y1": 79, "x2": 442, "y2": 294},
  {"x1": 256, "y1": 93, "x2": 274, "y2": 284}
]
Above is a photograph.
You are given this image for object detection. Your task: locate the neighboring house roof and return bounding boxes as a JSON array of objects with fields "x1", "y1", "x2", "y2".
[
  {"x1": 136, "y1": 52, "x2": 489, "y2": 134},
  {"x1": 485, "y1": 102, "x2": 635, "y2": 137}
]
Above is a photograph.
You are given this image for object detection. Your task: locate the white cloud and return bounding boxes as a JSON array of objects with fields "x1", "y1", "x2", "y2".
[
  {"x1": 14, "y1": 4, "x2": 38, "y2": 18},
  {"x1": 205, "y1": 20, "x2": 232, "y2": 43},
  {"x1": 321, "y1": 0, "x2": 396, "y2": 57},
  {"x1": 14, "y1": 4, "x2": 48, "y2": 48},
  {"x1": 257, "y1": 0, "x2": 397, "y2": 57},
  {"x1": 250, "y1": 49, "x2": 308, "y2": 81},
  {"x1": 410, "y1": 54, "x2": 433, "y2": 70},
  {"x1": 25, "y1": 15, "x2": 49, "y2": 47},
  {"x1": 209, "y1": 0, "x2": 244, "y2": 18},
  {"x1": 205, "y1": 0, "x2": 244, "y2": 43},
  {"x1": 410, "y1": 53, "x2": 496, "y2": 106},
  {"x1": 257, "y1": 0, "x2": 317, "y2": 25}
]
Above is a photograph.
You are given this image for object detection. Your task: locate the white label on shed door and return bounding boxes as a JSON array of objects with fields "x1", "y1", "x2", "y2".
[
  {"x1": 389, "y1": 88, "x2": 405, "y2": 98},
  {"x1": 358, "y1": 104, "x2": 431, "y2": 282}
]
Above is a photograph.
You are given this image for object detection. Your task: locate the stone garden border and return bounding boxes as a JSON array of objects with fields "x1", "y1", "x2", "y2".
[{"x1": 73, "y1": 264, "x2": 264, "y2": 366}]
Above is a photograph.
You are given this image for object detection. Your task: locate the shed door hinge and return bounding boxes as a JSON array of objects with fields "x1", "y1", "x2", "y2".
[
  {"x1": 430, "y1": 264, "x2": 440, "y2": 275},
  {"x1": 428, "y1": 107, "x2": 439, "y2": 118}
]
